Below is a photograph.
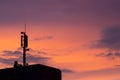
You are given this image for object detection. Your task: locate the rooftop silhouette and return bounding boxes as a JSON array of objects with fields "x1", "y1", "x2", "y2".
[{"x1": 0, "y1": 64, "x2": 61, "y2": 80}]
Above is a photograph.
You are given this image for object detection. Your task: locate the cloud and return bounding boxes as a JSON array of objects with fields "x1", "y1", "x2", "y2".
[
  {"x1": 76, "y1": 67, "x2": 120, "y2": 79},
  {"x1": 96, "y1": 52, "x2": 113, "y2": 57},
  {"x1": 0, "y1": 0, "x2": 120, "y2": 26},
  {"x1": 0, "y1": 58, "x2": 16, "y2": 66},
  {"x1": 62, "y1": 69, "x2": 74, "y2": 73},
  {"x1": 0, "y1": 48, "x2": 50, "y2": 66},
  {"x1": 90, "y1": 26, "x2": 120, "y2": 59},
  {"x1": 2, "y1": 50, "x2": 22, "y2": 57},
  {"x1": 33, "y1": 36, "x2": 53, "y2": 41},
  {"x1": 28, "y1": 48, "x2": 47, "y2": 55},
  {"x1": 63, "y1": 67, "x2": 120, "y2": 80},
  {"x1": 26, "y1": 54, "x2": 50, "y2": 64},
  {"x1": 96, "y1": 52, "x2": 120, "y2": 59},
  {"x1": 92, "y1": 26, "x2": 120, "y2": 51}
]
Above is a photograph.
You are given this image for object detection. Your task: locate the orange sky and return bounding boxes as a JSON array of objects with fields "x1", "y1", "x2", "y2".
[
  {"x1": 0, "y1": 0, "x2": 120, "y2": 80},
  {"x1": 0, "y1": 25, "x2": 120, "y2": 80}
]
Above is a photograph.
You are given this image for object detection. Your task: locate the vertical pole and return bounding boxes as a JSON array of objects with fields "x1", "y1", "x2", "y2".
[
  {"x1": 23, "y1": 46, "x2": 26, "y2": 66},
  {"x1": 21, "y1": 25, "x2": 28, "y2": 66},
  {"x1": 24, "y1": 24, "x2": 27, "y2": 66},
  {"x1": 25, "y1": 24, "x2": 26, "y2": 33}
]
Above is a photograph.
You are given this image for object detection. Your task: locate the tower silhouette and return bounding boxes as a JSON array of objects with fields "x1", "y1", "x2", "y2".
[{"x1": 0, "y1": 30, "x2": 61, "y2": 80}]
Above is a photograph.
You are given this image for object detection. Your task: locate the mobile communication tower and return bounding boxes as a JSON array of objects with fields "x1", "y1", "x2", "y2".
[
  {"x1": 0, "y1": 26, "x2": 61, "y2": 80},
  {"x1": 21, "y1": 25, "x2": 29, "y2": 66}
]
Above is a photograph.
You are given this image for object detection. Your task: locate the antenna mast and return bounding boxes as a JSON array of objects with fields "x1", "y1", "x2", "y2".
[
  {"x1": 25, "y1": 24, "x2": 26, "y2": 33},
  {"x1": 21, "y1": 25, "x2": 29, "y2": 66}
]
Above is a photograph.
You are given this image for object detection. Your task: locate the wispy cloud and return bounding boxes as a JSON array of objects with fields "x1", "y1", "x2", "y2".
[
  {"x1": 0, "y1": 0, "x2": 120, "y2": 26},
  {"x1": 91, "y1": 26, "x2": 120, "y2": 59},
  {"x1": 0, "y1": 58, "x2": 16, "y2": 66},
  {"x1": 0, "y1": 48, "x2": 50, "y2": 66},
  {"x1": 63, "y1": 67, "x2": 120, "y2": 80},
  {"x1": 62, "y1": 69, "x2": 74, "y2": 73},
  {"x1": 91, "y1": 26, "x2": 120, "y2": 51},
  {"x1": 26, "y1": 53, "x2": 50, "y2": 64},
  {"x1": 2, "y1": 50, "x2": 22, "y2": 57},
  {"x1": 96, "y1": 52, "x2": 120, "y2": 59},
  {"x1": 32, "y1": 36, "x2": 53, "y2": 41},
  {"x1": 79, "y1": 67, "x2": 120, "y2": 80}
]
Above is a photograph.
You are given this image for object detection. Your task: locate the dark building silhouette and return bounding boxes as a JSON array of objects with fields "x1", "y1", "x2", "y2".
[{"x1": 0, "y1": 64, "x2": 61, "y2": 80}]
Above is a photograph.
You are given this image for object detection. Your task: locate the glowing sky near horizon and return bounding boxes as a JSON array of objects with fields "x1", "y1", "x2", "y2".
[{"x1": 0, "y1": 0, "x2": 120, "y2": 80}]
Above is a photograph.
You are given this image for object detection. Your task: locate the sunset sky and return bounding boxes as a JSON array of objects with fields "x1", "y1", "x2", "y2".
[{"x1": 0, "y1": 0, "x2": 120, "y2": 80}]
